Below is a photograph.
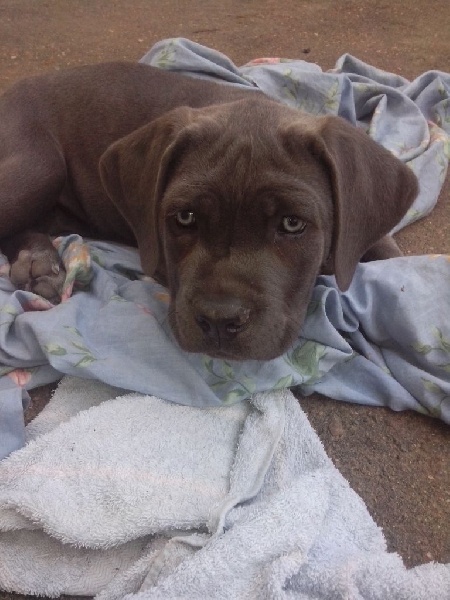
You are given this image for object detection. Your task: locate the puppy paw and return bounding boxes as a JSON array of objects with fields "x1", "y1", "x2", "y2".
[{"x1": 5, "y1": 234, "x2": 66, "y2": 304}]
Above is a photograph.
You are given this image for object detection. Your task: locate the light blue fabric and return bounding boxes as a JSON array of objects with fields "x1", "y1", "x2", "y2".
[{"x1": 1, "y1": 38, "x2": 449, "y2": 459}]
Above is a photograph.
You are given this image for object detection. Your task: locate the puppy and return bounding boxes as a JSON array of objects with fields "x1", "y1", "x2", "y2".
[{"x1": 0, "y1": 62, "x2": 418, "y2": 360}]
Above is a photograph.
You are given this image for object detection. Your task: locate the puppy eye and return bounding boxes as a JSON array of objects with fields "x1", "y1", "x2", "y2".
[
  {"x1": 279, "y1": 216, "x2": 307, "y2": 235},
  {"x1": 175, "y1": 210, "x2": 196, "y2": 228}
]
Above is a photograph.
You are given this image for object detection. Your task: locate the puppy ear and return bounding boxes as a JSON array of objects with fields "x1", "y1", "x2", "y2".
[
  {"x1": 315, "y1": 115, "x2": 418, "y2": 290},
  {"x1": 99, "y1": 107, "x2": 195, "y2": 279}
]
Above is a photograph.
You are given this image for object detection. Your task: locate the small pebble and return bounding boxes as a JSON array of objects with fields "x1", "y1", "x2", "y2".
[{"x1": 329, "y1": 414, "x2": 345, "y2": 439}]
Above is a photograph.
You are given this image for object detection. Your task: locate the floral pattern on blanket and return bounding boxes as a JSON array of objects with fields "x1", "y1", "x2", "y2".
[{"x1": 1, "y1": 38, "x2": 450, "y2": 439}]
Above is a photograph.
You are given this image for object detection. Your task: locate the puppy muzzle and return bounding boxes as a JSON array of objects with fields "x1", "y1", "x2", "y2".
[{"x1": 194, "y1": 297, "x2": 251, "y2": 344}]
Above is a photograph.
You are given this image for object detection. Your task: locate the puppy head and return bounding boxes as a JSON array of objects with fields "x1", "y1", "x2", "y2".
[{"x1": 100, "y1": 98, "x2": 417, "y2": 360}]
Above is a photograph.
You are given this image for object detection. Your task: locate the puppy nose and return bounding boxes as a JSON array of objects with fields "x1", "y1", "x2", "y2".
[{"x1": 195, "y1": 299, "x2": 250, "y2": 341}]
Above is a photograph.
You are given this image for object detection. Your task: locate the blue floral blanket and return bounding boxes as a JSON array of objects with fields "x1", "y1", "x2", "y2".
[{"x1": 1, "y1": 38, "x2": 449, "y2": 458}]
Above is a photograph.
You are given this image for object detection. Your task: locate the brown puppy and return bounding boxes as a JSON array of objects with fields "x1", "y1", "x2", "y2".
[{"x1": 0, "y1": 62, "x2": 418, "y2": 360}]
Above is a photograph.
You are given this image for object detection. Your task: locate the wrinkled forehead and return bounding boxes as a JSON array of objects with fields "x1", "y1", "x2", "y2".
[
  {"x1": 162, "y1": 161, "x2": 332, "y2": 233},
  {"x1": 162, "y1": 102, "x2": 331, "y2": 217}
]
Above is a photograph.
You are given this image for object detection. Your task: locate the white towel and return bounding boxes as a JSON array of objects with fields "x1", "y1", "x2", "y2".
[{"x1": 0, "y1": 376, "x2": 448, "y2": 599}]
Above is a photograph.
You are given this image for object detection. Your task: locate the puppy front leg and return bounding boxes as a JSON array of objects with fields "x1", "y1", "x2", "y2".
[{"x1": 0, "y1": 132, "x2": 67, "y2": 302}]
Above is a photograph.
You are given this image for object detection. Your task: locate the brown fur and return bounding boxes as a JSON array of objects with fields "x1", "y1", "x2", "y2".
[{"x1": 0, "y1": 62, "x2": 418, "y2": 359}]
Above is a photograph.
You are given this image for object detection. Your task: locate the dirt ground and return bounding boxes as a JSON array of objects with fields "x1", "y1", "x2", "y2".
[{"x1": 0, "y1": 0, "x2": 449, "y2": 595}]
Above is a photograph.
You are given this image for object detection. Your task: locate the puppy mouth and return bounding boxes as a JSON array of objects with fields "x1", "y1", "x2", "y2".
[
  {"x1": 177, "y1": 336, "x2": 284, "y2": 361},
  {"x1": 181, "y1": 336, "x2": 295, "y2": 362}
]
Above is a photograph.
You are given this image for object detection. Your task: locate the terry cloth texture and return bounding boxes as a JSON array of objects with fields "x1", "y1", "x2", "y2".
[
  {"x1": 0, "y1": 376, "x2": 448, "y2": 599},
  {"x1": 0, "y1": 38, "x2": 449, "y2": 460}
]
